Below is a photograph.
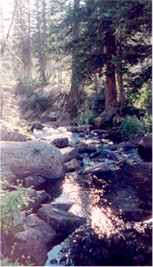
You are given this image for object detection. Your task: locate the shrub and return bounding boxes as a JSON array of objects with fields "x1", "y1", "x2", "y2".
[
  {"x1": 30, "y1": 93, "x2": 52, "y2": 112},
  {"x1": 1, "y1": 178, "x2": 35, "y2": 265},
  {"x1": 1, "y1": 257, "x2": 33, "y2": 266},
  {"x1": 1, "y1": 178, "x2": 34, "y2": 234},
  {"x1": 119, "y1": 115, "x2": 146, "y2": 141},
  {"x1": 85, "y1": 110, "x2": 98, "y2": 124}
]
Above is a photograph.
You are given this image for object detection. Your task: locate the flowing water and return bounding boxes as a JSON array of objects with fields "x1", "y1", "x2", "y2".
[{"x1": 33, "y1": 126, "x2": 152, "y2": 266}]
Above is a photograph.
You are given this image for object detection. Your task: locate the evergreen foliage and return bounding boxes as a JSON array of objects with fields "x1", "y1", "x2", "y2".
[
  {"x1": 119, "y1": 115, "x2": 146, "y2": 140},
  {"x1": 1, "y1": 0, "x2": 152, "y2": 126}
]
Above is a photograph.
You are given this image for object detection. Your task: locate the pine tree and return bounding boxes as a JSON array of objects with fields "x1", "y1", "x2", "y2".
[
  {"x1": 32, "y1": 0, "x2": 49, "y2": 82},
  {"x1": 12, "y1": 0, "x2": 32, "y2": 82}
]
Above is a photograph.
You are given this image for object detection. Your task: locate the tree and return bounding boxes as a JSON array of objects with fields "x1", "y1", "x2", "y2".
[
  {"x1": 67, "y1": 0, "x2": 80, "y2": 117},
  {"x1": 105, "y1": 28, "x2": 117, "y2": 113},
  {"x1": 32, "y1": 0, "x2": 48, "y2": 82},
  {"x1": 12, "y1": 0, "x2": 32, "y2": 82},
  {"x1": 63, "y1": 0, "x2": 151, "y2": 120}
]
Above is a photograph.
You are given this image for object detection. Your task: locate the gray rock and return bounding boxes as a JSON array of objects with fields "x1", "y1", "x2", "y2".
[
  {"x1": 0, "y1": 128, "x2": 27, "y2": 142},
  {"x1": 60, "y1": 147, "x2": 81, "y2": 163},
  {"x1": 83, "y1": 162, "x2": 113, "y2": 175},
  {"x1": 31, "y1": 122, "x2": 44, "y2": 132},
  {"x1": 37, "y1": 203, "x2": 86, "y2": 233},
  {"x1": 24, "y1": 175, "x2": 47, "y2": 188},
  {"x1": 50, "y1": 203, "x2": 73, "y2": 211},
  {"x1": 1, "y1": 141, "x2": 65, "y2": 183},
  {"x1": 52, "y1": 137, "x2": 69, "y2": 148},
  {"x1": 64, "y1": 159, "x2": 80, "y2": 172},
  {"x1": 15, "y1": 228, "x2": 48, "y2": 265},
  {"x1": 67, "y1": 125, "x2": 90, "y2": 133},
  {"x1": 26, "y1": 214, "x2": 56, "y2": 243},
  {"x1": 14, "y1": 214, "x2": 56, "y2": 266},
  {"x1": 74, "y1": 142, "x2": 88, "y2": 153},
  {"x1": 138, "y1": 135, "x2": 152, "y2": 162}
]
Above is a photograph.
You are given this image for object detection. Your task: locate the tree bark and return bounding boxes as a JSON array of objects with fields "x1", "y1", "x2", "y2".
[
  {"x1": 105, "y1": 29, "x2": 117, "y2": 113},
  {"x1": 6, "y1": 0, "x2": 18, "y2": 39},
  {"x1": 68, "y1": 0, "x2": 80, "y2": 116},
  {"x1": 116, "y1": 33, "x2": 125, "y2": 107}
]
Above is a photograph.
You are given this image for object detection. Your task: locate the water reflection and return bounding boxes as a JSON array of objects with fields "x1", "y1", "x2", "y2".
[
  {"x1": 91, "y1": 206, "x2": 116, "y2": 238},
  {"x1": 52, "y1": 171, "x2": 126, "y2": 240}
]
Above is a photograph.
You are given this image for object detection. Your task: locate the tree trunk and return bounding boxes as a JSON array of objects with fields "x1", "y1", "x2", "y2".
[
  {"x1": 41, "y1": 0, "x2": 47, "y2": 83},
  {"x1": 6, "y1": 0, "x2": 18, "y2": 39},
  {"x1": 105, "y1": 29, "x2": 117, "y2": 113},
  {"x1": 27, "y1": 0, "x2": 32, "y2": 81},
  {"x1": 68, "y1": 0, "x2": 80, "y2": 117},
  {"x1": 116, "y1": 33, "x2": 125, "y2": 107}
]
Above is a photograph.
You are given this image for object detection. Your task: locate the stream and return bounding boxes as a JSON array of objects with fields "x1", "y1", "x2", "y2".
[{"x1": 33, "y1": 126, "x2": 152, "y2": 266}]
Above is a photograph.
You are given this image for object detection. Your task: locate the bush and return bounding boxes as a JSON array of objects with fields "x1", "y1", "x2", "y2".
[
  {"x1": 1, "y1": 178, "x2": 34, "y2": 234},
  {"x1": 85, "y1": 110, "x2": 98, "y2": 124},
  {"x1": 119, "y1": 116, "x2": 146, "y2": 141},
  {"x1": 1, "y1": 257, "x2": 33, "y2": 266},
  {"x1": 30, "y1": 93, "x2": 52, "y2": 112},
  {"x1": 1, "y1": 178, "x2": 34, "y2": 265}
]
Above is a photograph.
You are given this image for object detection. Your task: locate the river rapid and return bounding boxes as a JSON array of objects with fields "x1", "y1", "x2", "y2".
[{"x1": 33, "y1": 125, "x2": 152, "y2": 266}]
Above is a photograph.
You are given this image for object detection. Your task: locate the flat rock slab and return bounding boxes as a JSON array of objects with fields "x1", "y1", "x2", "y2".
[
  {"x1": 83, "y1": 162, "x2": 113, "y2": 175},
  {"x1": 37, "y1": 203, "x2": 86, "y2": 233},
  {"x1": 1, "y1": 141, "x2": 65, "y2": 183}
]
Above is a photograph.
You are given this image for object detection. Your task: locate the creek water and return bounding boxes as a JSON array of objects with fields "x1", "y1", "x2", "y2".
[{"x1": 34, "y1": 126, "x2": 152, "y2": 266}]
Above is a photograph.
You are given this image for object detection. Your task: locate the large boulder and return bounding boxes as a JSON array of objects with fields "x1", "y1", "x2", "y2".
[
  {"x1": 1, "y1": 141, "x2": 65, "y2": 183},
  {"x1": 37, "y1": 203, "x2": 86, "y2": 233}
]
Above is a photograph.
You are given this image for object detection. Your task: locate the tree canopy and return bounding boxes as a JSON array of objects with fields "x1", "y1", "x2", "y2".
[{"x1": 1, "y1": 0, "x2": 152, "y2": 124}]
